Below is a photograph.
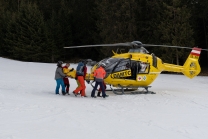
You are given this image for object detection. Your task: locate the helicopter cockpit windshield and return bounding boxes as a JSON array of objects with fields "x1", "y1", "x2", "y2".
[
  {"x1": 95, "y1": 57, "x2": 150, "y2": 80},
  {"x1": 96, "y1": 58, "x2": 122, "y2": 73},
  {"x1": 128, "y1": 47, "x2": 149, "y2": 54}
]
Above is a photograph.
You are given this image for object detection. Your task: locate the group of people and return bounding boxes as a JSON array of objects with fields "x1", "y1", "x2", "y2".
[{"x1": 54, "y1": 60, "x2": 108, "y2": 98}]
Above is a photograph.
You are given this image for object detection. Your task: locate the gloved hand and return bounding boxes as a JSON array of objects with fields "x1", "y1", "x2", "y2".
[{"x1": 70, "y1": 68, "x2": 74, "y2": 72}]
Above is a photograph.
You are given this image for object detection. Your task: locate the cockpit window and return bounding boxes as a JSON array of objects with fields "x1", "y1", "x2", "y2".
[
  {"x1": 105, "y1": 62, "x2": 118, "y2": 73},
  {"x1": 113, "y1": 60, "x2": 130, "y2": 72},
  {"x1": 97, "y1": 58, "x2": 121, "y2": 67},
  {"x1": 96, "y1": 58, "x2": 122, "y2": 73}
]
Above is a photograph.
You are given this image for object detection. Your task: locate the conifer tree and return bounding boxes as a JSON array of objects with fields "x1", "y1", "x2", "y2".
[
  {"x1": 44, "y1": 10, "x2": 58, "y2": 63},
  {"x1": 138, "y1": 0, "x2": 163, "y2": 44},
  {"x1": 189, "y1": 0, "x2": 208, "y2": 67},
  {"x1": 0, "y1": 9, "x2": 10, "y2": 56},
  {"x1": 157, "y1": 0, "x2": 194, "y2": 65},
  {"x1": 95, "y1": 0, "x2": 138, "y2": 57},
  {"x1": 5, "y1": 2, "x2": 50, "y2": 62},
  {"x1": 46, "y1": 0, "x2": 73, "y2": 62}
]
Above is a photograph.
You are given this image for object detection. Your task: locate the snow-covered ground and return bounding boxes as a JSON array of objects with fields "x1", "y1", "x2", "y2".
[{"x1": 0, "y1": 57, "x2": 208, "y2": 139}]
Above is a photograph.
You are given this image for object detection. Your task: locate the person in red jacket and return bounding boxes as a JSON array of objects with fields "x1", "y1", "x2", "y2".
[{"x1": 62, "y1": 63, "x2": 74, "y2": 95}]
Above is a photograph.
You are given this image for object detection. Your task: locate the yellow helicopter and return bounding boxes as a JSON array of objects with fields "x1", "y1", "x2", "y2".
[{"x1": 63, "y1": 41, "x2": 208, "y2": 94}]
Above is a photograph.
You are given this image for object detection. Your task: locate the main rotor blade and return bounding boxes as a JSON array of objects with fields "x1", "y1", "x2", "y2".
[
  {"x1": 143, "y1": 44, "x2": 208, "y2": 51},
  {"x1": 64, "y1": 43, "x2": 132, "y2": 48}
]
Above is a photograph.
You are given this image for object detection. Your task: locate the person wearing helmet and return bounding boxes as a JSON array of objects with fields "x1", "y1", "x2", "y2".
[
  {"x1": 91, "y1": 63, "x2": 108, "y2": 98},
  {"x1": 55, "y1": 61, "x2": 67, "y2": 95}
]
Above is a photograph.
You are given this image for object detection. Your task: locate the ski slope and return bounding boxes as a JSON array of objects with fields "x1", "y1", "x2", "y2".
[{"x1": 0, "y1": 57, "x2": 208, "y2": 139}]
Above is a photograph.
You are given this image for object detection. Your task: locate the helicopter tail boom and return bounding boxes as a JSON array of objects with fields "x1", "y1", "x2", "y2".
[
  {"x1": 182, "y1": 47, "x2": 202, "y2": 79},
  {"x1": 162, "y1": 47, "x2": 201, "y2": 79}
]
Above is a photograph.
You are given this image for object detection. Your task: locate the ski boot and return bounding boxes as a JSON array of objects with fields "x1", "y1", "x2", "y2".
[
  {"x1": 62, "y1": 91, "x2": 66, "y2": 95},
  {"x1": 97, "y1": 92, "x2": 102, "y2": 97}
]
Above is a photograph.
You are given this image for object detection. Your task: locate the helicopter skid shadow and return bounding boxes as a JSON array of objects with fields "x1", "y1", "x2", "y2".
[
  {"x1": 110, "y1": 85, "x2": 156, "y2": 95},
  {"x1": 130, "y1": 91, "x2": 156, "y2": 95},
  {"x1": 111, "y1": 90, "x2": 156, "y2": 95},
  {"x1": 109, "y1": 86, "x2": 156, "y2": 95}
]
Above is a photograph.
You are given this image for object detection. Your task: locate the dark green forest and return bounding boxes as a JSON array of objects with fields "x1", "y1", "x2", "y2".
[{"x1": 0, "y1": 0, "x2": 208, "y2": 68}]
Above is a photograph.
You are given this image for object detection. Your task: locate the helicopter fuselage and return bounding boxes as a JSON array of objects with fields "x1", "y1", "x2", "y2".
[
  {"x1": 63, "y1": 41, "x2": 203, "y2": 91},
  {"x1": 64, "y1": 47, "x2": 201, "y2": 88},
  {"x1": 84, "y1": 52, "x2": 163, "y2": 87}
]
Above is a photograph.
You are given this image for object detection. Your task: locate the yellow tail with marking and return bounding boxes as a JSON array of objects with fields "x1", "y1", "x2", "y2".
[{"x1": 182, "y1": 47, "x2": 202, "y2": 79}]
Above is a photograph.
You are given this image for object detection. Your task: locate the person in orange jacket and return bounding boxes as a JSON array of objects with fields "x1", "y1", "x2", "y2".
[{"x1": 91, "y1": 63, "x2": 108, "y2": 98}]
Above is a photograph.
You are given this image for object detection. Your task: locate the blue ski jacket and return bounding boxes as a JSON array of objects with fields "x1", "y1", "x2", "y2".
[{"x1": 76, "y1": 62, "x2": 84, "y2": 76}]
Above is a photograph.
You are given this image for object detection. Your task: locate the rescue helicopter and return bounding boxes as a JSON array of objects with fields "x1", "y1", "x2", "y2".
[{"x1": 63, "y1": 41, "x2": 208, "y2": 95}]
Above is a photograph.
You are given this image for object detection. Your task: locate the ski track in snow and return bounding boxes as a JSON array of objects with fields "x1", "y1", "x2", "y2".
[{"x1": 0, "y1": 57, "x2": 208, "y2": 139}]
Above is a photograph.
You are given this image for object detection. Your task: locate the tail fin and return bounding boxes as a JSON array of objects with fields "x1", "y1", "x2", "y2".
[{"x1": 182, "y1": 47, "x2": 202, "y2": 78}]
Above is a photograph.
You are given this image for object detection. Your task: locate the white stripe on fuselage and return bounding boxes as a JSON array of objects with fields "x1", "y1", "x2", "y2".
[{"x1": 149, "y1": 72, "x2": 161, "y2": 74}]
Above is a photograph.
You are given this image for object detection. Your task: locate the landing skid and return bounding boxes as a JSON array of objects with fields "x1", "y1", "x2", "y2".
[
  {"x1": 89, "y1": 81, "x2": 155, "y2": 95},
  {"x1": 109, "y1": 85, "x2": 156, "y2": 95}
]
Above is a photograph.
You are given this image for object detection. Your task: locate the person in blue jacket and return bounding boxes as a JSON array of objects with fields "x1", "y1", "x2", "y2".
[{"x1": 54, "y1": 61, "x2": 67, "y2": 95}]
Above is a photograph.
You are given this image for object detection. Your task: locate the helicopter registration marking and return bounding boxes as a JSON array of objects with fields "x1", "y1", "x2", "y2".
[
  {"x1": 143, "y1": 76, "x2": 147, "y2": 81},
  {"x1": 137, "y1": 76, "x2": 142, "y2": 81},
  {"x1": 137, "y1": 75, "x2": 147, "y2": 81},
  {"x1": 111, "y1": 70, "x2": 131, "y2": 79}
]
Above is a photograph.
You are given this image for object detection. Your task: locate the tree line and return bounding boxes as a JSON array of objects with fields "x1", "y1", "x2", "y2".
[{"x1": 0, "y1": 0, "x2": 207, "y2": 67}]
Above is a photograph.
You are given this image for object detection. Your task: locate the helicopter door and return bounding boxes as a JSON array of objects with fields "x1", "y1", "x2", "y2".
[
  {"x1": 130, "y1": 61, "x2": 150, "y2": 79},
  {"x1": 129, "y1": 61, "x2": 137, "y2": 80},
  {"x1": 111, "y1": 59, "x2": 131, "y2": 79},
  {"x1": 151, "y1": 53, "x2": 157, "y2": 68}
]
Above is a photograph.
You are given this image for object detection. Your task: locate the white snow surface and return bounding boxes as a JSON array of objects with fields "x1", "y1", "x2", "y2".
[{"x1": 0, "y1": 57, "x2": 208, "y2": 139}]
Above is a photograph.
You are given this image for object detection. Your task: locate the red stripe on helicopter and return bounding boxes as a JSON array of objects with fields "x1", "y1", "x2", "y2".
[{"x1": 190, "y1": 47, "x2": 201, "y2": 56}]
